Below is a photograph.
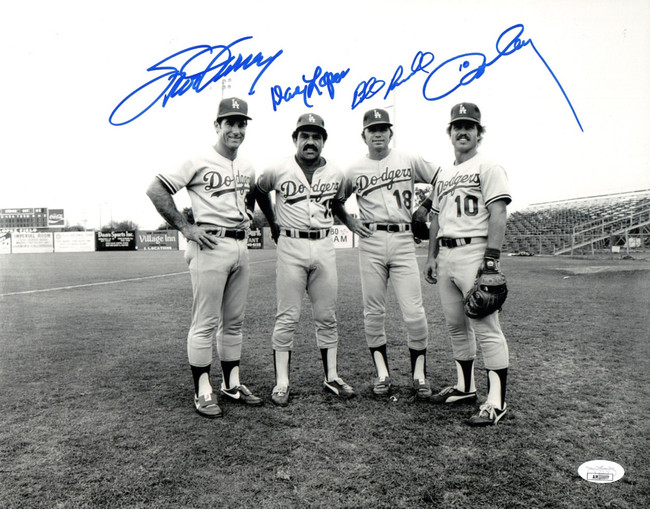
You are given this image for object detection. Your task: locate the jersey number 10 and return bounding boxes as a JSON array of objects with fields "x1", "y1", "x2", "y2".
[{"x1": 455, "y1": 195, "x2": 479, "y2": 217}]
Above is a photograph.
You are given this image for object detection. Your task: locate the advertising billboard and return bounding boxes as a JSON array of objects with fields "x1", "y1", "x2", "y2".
[
  {"x1": 11, "y1": 232, "x2": 54, "y2": 253},
  {"x1": 95, "y1": 231, "x2": 136, "y2": 251},
  {"x1": 136, "y1": 230, "x2": 180, "y2": 250},
  {"x1": 54, "y1": 232, "x2": 96, "y2": 252},
  {"x1": 48, "y1": 209, "x2": 65, "y2": 227}
]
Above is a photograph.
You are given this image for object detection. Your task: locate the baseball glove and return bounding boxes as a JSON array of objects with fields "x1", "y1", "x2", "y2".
[
  {"x1": 411, "y1": 219, "x2": 430, "y2": 241},
  {"x1": 463, "y1": 259, "x2": 508, "y2": 319}
]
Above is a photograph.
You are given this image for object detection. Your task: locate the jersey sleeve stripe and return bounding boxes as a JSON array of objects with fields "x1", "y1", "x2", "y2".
[
  {"x1": 485, "y1": 194, "x2": 512, "y2": 206},
  {"x1": 430, "y1": 166, "x2": 441, "y2": 185},
  {"x1": 156, "y1": 174, "x2": 178, "y2": 195}
]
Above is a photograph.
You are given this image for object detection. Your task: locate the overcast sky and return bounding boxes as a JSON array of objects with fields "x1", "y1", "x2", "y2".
[{"x1": 1, "y1": 0, "x2": 648, "y2": 229}]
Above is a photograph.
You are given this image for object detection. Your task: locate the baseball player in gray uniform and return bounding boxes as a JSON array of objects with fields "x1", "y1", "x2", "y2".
[
  {"x1": 333, "y1": 109, "x2": 440, "y2": 399},
  {"x1": 255, "y1": 113, "x2": 355, "y2": 407},
  {"x1": 146, "y1": 97, "x2": 262, "y2": 418},
  {"x1": 423, "y1": 103, "x2": 511, "y2": 426}
]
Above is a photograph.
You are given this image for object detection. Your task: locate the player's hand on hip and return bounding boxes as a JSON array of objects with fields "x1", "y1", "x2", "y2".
[
  {"x1": 183, "y1": 225, "x2": 219, "y2": 250},
  {"x1": 423, "y1": 258, "x2": 438, "y2": 284},
  {"x1": 348, "y1": 217, "x2": 373, "y2": 238}
]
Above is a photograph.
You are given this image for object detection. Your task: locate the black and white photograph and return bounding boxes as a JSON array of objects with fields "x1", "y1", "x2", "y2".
[{"x1": 1, "y1": 1, "x2": 648, "y2": 507}]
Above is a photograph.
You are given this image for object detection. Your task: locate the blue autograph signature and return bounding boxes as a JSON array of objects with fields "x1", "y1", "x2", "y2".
[
  {"x1": 270, "y1": 66, "x2": 350, "y2": 111},
  {"x1": 352, "y1": 51, "x2": 435, "y2": 108},
  {"x1": 110, "y1": 24, "x2": 582, "y2": 132},
  {"x1": 109, "y1": 36, "x2": 282, "y2": 126},
  {"x1": 353, "y1": 23, "x2": 582, "y2": 131}
]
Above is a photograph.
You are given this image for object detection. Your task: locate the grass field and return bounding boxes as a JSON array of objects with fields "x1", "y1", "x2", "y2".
[{"x1": 1, "y1": 249, "x2": 649, "y2": 508}]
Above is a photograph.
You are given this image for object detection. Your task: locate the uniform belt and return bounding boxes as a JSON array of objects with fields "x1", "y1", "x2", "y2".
[
  {"x1": 205, "y1": 229, "x2": 248, "y2": 240},
  {"x1": 438, "y1": 237, "x2": 477, "y2": 248},
  {"x1": 283, "y1": 228, "x2": 330, "y2": 240},
  {"x1": 363, "y1": 223, "x2": 412, "y2": 233}
]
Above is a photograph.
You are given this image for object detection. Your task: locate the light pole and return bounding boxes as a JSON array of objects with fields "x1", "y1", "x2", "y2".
[
  {"x1": 385, "y1": 101, "x2": 397, "y2": 148},
  {"x1": 221, "y1": 78, "x2": 232, "y2": 99}
]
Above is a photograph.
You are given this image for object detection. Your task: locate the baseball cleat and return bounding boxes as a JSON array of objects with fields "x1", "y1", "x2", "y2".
[
  {"x1": 219, "y1": 384, "x2": 263, "y2": 406},
  {"x1": 271, "y1": 385, "x2": 290, "y2": 407},
  {"x1": 194, "y1": 393, "x2": 223, "y2": 418},
  {"x1": 467, "y1": 402, "x2": 508, "y2": 426},
  {"x1": 323, "y1": 378, "x2": 356, "y2": 399},
  {"x1": 413, "y1": 379, "x2": 433, "y2": 400},
  {"x1": 430, "y1": 386, "x2": 477, "y2": 404},
  {"x1": 373, "y1": 376, "x2": 392, "y2": 396}
]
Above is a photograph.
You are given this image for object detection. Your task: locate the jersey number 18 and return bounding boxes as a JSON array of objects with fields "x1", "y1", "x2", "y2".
[{"x1": 393, "y1": 190, "x2": 412, "y2": 210}]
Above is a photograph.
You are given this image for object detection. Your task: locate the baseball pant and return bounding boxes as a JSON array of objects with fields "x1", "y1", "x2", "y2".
[
  {"x1": 436, "y1": 239, "x2": 509, "y2": 370},
  {"x1": 272, "y1": 236, "x2": 338, "y2": 351},
  {"x1": 184, "y1": 238, "x2": 249, "y2": 367},
  {"x1": 358, "y1": 231, "x2": 428, "y2": 350}
]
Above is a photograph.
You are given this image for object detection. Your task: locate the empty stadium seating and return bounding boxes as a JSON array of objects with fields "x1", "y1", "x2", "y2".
[{"x1": 505, "y1": 190, "x2": 650, "y2": 255}]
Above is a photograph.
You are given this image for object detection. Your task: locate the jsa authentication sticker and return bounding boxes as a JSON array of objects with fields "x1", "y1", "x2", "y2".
[{"x1": 578, "y1": 460, "x2": 624, "y2": 483}]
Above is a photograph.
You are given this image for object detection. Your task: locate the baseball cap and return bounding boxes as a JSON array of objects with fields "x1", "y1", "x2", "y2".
[
  {"x1": 293, "y1": 113, "x2": 328, "y2": 138},
  {"x1": 363, "y1": 108, "x2": 393, "y2": 129},
  {"x1": 449, "y1": 103, "x2": 481, "y2": 124},
  {"x1": 216, "y1": 97, "x2": 252, "y2": 121}
]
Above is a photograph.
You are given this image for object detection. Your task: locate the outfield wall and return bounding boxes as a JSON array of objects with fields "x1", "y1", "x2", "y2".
[{"x1": 0, "y1": 226, "x2": 358, "y2": 254}]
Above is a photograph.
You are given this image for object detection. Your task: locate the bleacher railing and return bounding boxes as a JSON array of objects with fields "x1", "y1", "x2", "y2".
[
  {"x1": 505, "y1": 192, "x2": 650, "y2": 255},
  {"x1": 571, "y1": 203, "x2": 650, "y2": 238}
]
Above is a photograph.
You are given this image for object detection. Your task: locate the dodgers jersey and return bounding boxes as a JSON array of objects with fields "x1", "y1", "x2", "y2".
[
  {"x1": 345, "y1": 149, "x2": 440, "y2": 223},
  {"x1": 156, "y1": 146, "x2": 255, "y2": 229},
  {"x1": 431, "y1": 152, "x2": 511, "y2": 238},
  {"x1": 256, "y1": 157, "x2": 345, "y2": 230}
]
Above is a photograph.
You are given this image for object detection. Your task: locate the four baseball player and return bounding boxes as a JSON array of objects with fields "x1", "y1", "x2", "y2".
[{"x1": 148, "y1": 97, "x2": 512, "y2": 426}]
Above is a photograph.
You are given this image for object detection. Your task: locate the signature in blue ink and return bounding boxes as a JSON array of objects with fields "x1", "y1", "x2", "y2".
[
  {"x1": 352, "y1": 51, "x2": 436, "y2": 108},
  {"x1": 109, "y1": 36, "x2": 282, "y2": 126},
  {"x1": 270, "y1": 66, "x2": 350, "y2": 111},
  {"x1": 422, "y1": 24, "x2": 582, "y2": 131},
  {"x1": 353, "y1": 24, "x2": 583, "y2": 132}
]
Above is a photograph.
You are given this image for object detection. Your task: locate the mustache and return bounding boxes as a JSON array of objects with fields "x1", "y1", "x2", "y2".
[{"x1": 304, "y1": 144, "x2": 318, "y2": 151}]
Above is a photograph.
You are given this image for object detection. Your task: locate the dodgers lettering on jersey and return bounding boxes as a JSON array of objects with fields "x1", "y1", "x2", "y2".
[
  {"x1": 431, "y1": 152, "x2": 511, "y2": 238},
  {"x1": 157, "y1": 146, "x2": 255, "y2": 228},
  {"x1": 345, "y1": 149, "x2": 440, "y2": 223},
  {"x1": 257, "y1": 157, "x2": 345, "y2": 229}
]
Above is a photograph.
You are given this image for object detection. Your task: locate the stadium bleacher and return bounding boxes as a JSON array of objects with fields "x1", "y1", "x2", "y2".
[{"x1": 505, "y1": 190, "x2": 650, "y2": 255}]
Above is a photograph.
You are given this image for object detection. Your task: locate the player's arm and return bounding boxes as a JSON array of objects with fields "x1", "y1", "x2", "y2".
[
  {"x1": 480, "y1": 161, "x2": 510, "y2": 265},
  {"x1": 332, "y1": 178, "x2": 372, "y2": 238},
  {"x1": 253, "y1": 177, "x2": 280, "y2": 242},
  {"x1": 146, "y1": 178, "x2": 219, "y2": 249},
  {"x1": 253, "y1": 185, "x2": 275, "y2": 225},
  {"x1": 486, "y1": 199, "x2": 507, "y2": 250},
  {"x1": 332, "y1": 200, "x2": 372, "y2": 239},
  {"x1": 413, "y1": 197, "x2": 432, "y2": 223},
  {"x1": 245, "y1": 177, "x2": 256, "y2": 221},
  {"x1": 423, "y1": 213, "x2": 440, "y2": 284},
  {"x1": 481, "y1": 199, "x2": 508, "y2": 273},
  {"x1": 412, "y1": 162, "x2": 440, "y2": 223}
]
